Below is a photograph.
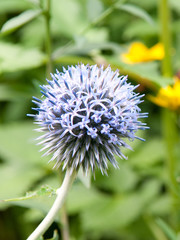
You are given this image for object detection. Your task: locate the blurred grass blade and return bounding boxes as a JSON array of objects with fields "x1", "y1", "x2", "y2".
[
  {"x1": 156, "y1": 218, "x2": 177, "y2": 240},
  {"x1": 0, "y1": 9, "x2": 43, "y2": 35},
  {"x1": 116, "y1": 3, "x2": 154, "y2": 25},
  {"x1": 145, "y1": 217, "x2": 168, "y2": 240}
]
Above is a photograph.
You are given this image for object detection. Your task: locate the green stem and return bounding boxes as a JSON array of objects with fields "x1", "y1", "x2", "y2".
[
  {"x1": 162, "y1": 109, "x2": 178, "y2": 193},
  {"x1": 44, "y1": 0, "x2": 52, "y2": 77},
  {"x1": 159, "y1": 0, "x2": 179, "y2": 227},
  {"x1": 58, "y1": 171, "x2": 70, "y2": 240},
  {"x1": 27, "y1": 170, "x2": 76, "y2": 240},
  {"x1": 159, "y1": 0, "x2": 172, "y2": 77}
]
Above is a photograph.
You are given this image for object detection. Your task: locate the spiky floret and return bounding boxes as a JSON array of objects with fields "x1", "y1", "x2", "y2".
[{"x1": 29, "y1": 64, "x2": 148, "y2": 174}]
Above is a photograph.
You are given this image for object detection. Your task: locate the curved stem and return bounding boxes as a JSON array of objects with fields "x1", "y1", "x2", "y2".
[
  {"x1": 27, "y1": 170, "x2": 76, "y2": 240},
  {"x1": 58, "y1": 171, "x2": 70, "y2": 240}
]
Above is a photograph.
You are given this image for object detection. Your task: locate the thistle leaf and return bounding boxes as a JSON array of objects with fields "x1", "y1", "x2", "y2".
[{"x1": 0, "y1": 9, "x2": 43, "y2": 35}]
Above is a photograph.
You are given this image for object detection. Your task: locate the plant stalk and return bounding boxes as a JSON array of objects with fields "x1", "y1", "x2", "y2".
[
  {"x1": 159, "y1": 0, "x2": 179, "y2": 227},
  {"x1": 58, "y1": 171, "x2": 71, "y2": 240},
  {"x1": 45, "y1": 0, "x2": 52, "y2": 77},
  {"x1": 159, "y1": 0, "x2": 177, "y2": 190},
  {"x1": 162, "y1": 109, "x2": 178, "y2": 193},
  {"x1": 159, "y1": 0, "x2": 172, "y2": 77},
  {"x1": 27, "y1": 170, "x2": 76, "y2": 240}
]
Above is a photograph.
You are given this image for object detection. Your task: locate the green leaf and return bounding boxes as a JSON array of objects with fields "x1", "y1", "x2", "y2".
[
  {"x1": 1, "y1": 9, "x2": 43, "y2": 35},
  {"x1": 148, "y1": 195, "x2": 171, "y2": 215},
  {"x1": 2, "y1": 179, "x2": 109, "y2": 219},
  {"x1": 139, "y1": 179, "x2": 162, "y2": 205},
  {"x1": 67, "y1": 183, "x2": 110, "y2": 215},
  {"x1": 116, "y1": 3, "x2": 154, "y2": 25},
  {"x1": 170, "y1": 0, "x2": 180, "y2": 13},
  {"x1": 81, "y1": 179, "x2": 160, "y2": 232},
  {"x1": 0, "y1": 0, "x2": 32, "y2": 14},
  {"x1": 0, "y1": 164, "x2": 45, "y2": 202},
  {"x1": 2, "y1": 185, "x2": 56, "y2": 213},
  {"x1": 51, "y1": 0, "x2": 88, "y2": 37},
  {"x1": 84, "y1": 27, "x2": 109, "y2": 43},
  {"x1": 0, "y1": 84, "x2": 33, "y2": 100},
  {"x1": 86, "y1": 0, "x2": 103, "y2": 21},
  {"x1": 95, "y1": 164, "x2": 138, "y2": 193},
  {"x1": 4, "y1": 185, "x2": 56, "y2": 203},
  {"x1": 81, "y1": 193, "x2": 144, "y2": 231},
  {"x1": 54, "y1": 55, "x2": 95, "y2": 66},
  {"x1": 0, "y1": 122, "x2": 49, "y2": 167},
  {"x1": 130, "y1": 138, "x2": 166, "y2": 169},
  {"x1": 52, "y1": 42, "x2": 123, "y2": 60},
  {"x1": 0, "y1": 122, "x2": 56, "y2": 204},
  {"x1": 0, "y1": 42, "x2": 46, "y2": 73},
  {"x1": 20, "y1": 17, "x2": 45, "y2": 47},
  {"x1": 123, "y1": 20, "x2": 158, "y2": 39},
  {"x1": 107, "y1": 56, "x2": 173, "y2": 89}
]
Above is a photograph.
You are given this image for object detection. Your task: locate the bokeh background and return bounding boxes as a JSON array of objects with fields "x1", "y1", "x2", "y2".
[{"x1": 0, "y1": 0, "x2": 180, "y2": 239}]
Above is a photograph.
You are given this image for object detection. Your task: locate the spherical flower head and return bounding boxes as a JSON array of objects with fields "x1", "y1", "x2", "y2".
[{"x1": 30, "y1": 64, "x2": 148, "y2": 175}]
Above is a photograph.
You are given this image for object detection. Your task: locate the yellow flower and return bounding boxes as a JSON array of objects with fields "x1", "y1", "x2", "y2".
[
  {"x1": 121, "y1": 42, "x2": 164, "y2": 64},
  {"x1": 149, "y1": 78, "x2": 180, "y2": 111}
]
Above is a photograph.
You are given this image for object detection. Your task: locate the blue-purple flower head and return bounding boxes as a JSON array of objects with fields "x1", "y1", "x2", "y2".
[{"x1": 30, "y1": 64, "x2": 148, "y2": 175}]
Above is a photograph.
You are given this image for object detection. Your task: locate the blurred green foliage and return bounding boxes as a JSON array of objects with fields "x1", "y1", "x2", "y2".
[{"x1": 0, "y1": 0, "x2": 180, "y2": 240}]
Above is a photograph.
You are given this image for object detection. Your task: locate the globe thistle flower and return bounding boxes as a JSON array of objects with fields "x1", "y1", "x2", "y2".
[{"x1": 29, "y1": 64, "x2": 148, "y2": 175}]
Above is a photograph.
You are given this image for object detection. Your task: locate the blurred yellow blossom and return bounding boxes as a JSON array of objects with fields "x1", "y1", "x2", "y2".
[
  {"x1": 121, "y1": 42, "x2": 164, "y2": 64},
  {"x1": 149, "y1": 77, "x2": 180, "y2": 111}
]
